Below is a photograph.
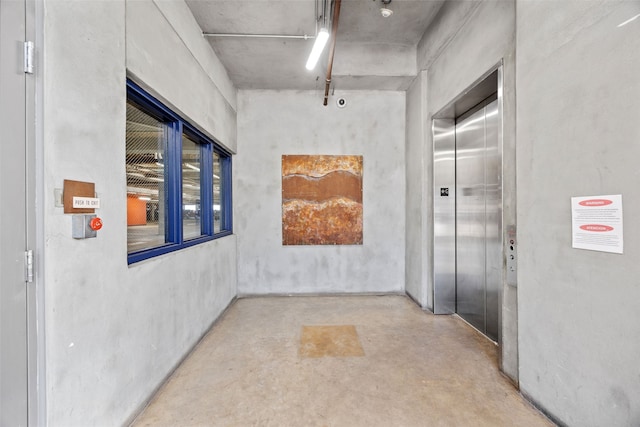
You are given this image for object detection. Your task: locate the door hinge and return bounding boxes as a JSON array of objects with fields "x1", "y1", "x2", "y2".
[
  {"x1": 24, "y1": 41, "x2": 34, "y2": 74},
  {"x1": 25, "y1": 250, "x2": 34, "y2": 283}
]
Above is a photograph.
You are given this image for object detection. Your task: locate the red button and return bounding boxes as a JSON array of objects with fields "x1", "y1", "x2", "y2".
[{"x1": 90, "y1": 217, "x2": 103, "y2": 231}]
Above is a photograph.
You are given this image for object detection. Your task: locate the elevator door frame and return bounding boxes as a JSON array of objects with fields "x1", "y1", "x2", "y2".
[{"x1": 432, "y1": 66, "x2": 504, "y2": 344}]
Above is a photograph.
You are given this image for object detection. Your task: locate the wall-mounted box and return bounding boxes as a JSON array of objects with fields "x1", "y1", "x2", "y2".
[{"x1": 72, "y1": 214, "x2": 99, "y2": 239}]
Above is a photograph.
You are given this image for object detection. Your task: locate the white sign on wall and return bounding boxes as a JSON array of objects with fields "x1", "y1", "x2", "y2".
[
  {"x1": 72, "y1": 196, "x2": 101, "y2": 209},
  {"x1": 571, "y1": 194, "x2": 623, "y2": 254}
]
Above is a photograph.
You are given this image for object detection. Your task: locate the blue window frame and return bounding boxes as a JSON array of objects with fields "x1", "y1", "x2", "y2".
[{"x1": 126, "y1": 80, "x2": 232, "y2": 264}]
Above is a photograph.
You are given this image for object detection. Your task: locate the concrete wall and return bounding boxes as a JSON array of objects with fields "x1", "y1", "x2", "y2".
[
  {"x1": 332, "y1": 42, "x2": 417, "y2": 90},
  {"x1": 127, "y1": 0, "x2": 237, "y2": 152},
  {"x1": 405, "y1": 71, "x2": 429, "y2": 306},
  {"x1": 39, "y1": 1, "x2": 640, "y2": 425},
  {"x1": 235, "y1": 90, "x2": 405, "y2": 295},
  {"x1": 405, "y1": 0, "x2": 518, "y2": 381},
  {"x1": 516, "y1": 2, "x2": 640, "y2": 425},
  {"x1": 42, "y1": 0, "x2": 237, "y2": 425}
]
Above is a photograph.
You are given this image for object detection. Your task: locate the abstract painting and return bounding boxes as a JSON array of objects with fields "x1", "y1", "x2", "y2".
[{"x1": 282, "y1": 155, "x2": 363, "y2": 245}]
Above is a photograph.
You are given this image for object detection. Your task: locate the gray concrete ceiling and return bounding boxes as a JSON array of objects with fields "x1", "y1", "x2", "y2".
[{"x1": 185, "y1": 0, "x2": 445, "y2": 90}]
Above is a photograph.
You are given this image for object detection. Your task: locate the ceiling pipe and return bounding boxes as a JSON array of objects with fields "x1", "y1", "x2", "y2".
[{"x1": 323, "y1": 0, "x2": 341, "y2": 106}]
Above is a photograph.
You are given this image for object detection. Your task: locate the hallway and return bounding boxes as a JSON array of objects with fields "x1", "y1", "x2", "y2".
[{"x1": 132, "y1": 295, "x2": 553, "y2": 426}]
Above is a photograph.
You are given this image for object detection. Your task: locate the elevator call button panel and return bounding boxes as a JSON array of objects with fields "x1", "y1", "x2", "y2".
[{"x1": 506, "y1": 225, "x2": 517, "y2": 287}]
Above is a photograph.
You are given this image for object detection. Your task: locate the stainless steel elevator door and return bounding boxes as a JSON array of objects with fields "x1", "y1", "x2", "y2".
[
  {"x1": 433, "y1": 119, "x2": 456, "y2": 315},
  {"x1": 455, "y1": 99, "x2": 500, "y2": 341},
  {"x1": 484, "y1": 100, "x2": 501, "y2": 342}
]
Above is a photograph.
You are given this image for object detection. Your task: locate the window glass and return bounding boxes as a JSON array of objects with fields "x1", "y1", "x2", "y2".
[
  {"x1": 126, "y1": 80, "x2": 232, "y2": 264},
  {"x1": 126, "y1": 100, "x2": 167, "y2": 253},
  {"x1": 213, "y1": 152, "x2": 222, "y2": 233},
  {"x1": 182, "y1": 135, "x2": 202, "y2": 240}
]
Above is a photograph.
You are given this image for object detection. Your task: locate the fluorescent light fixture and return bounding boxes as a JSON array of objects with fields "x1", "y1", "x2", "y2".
[
  {"x1": 618, "y1": 13, "x2": 640, "y2": 27},
  {"x1": 305, "y1": 28, "x2": 329, "y2": 70},
  {"x1": 185, "y1": 163, "x2": 200, "y2": 172},
  {"x1": 138, "y1": 196, "x2": 151, "y2": 201}
]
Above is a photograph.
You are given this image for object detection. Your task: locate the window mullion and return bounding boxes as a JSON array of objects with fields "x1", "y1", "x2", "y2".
[
  {"x1": 201, "y1": 144, "x2": 213, "y2": 236},
  {"x1": 221, "y1": 155, "x2": 233, "y2": 231},
  {"x1": 167, "y1": 121, "x2": 183, "y2": 244}
]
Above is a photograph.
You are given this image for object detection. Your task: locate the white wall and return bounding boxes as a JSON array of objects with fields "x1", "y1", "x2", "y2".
[
  {"x1": 516, "y1": 2, "x2": 640, "y2": 425},
  {"x1": 405, "y1": 0, "x2": 518, "y2": 381},
  {"x1": 235, "y1": 90, "x2": 405, "y2": 295},
  {"x1": 42, "y1": 0, "x2": 237, "y2": 425}
]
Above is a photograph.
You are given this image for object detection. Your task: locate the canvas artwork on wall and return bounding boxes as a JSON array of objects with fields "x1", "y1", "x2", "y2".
[{"x1": 282, "y1": 155, "x2": 363, "y2": 245}]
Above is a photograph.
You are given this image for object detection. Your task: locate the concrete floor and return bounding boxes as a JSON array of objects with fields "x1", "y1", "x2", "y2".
[{"x1": 132, "y1": 295, "x2": 554, "y2": 427}]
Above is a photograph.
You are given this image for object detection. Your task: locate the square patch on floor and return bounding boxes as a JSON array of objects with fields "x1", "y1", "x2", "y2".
[{"x1": 299, "y1": 325, "x2": 365, "y2": 358}]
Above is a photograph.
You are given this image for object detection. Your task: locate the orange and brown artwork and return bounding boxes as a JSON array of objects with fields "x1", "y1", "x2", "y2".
[{"x1": 282, "y1": 155, "x2": 363, "y2": 245}]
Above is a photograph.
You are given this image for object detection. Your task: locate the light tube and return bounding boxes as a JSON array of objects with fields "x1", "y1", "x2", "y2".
[
  {"x1": 305, "y1": 28, "x2": 329, "y2": 71},
  {"x1": 618, "y1": 13, "x2": 640, "y2": 28},
  {"x1": 185, "y1": 163, "x2": 200, "y2": 172}
]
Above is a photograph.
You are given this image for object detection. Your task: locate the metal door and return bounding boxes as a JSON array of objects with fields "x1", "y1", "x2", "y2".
[
  {"x1": 1, "y1": 0, "x2": 30, "y2": 424},
  {"x1": 433, "y1": 119, "x2": 456, "y2": 315},
  {"x1": 484, "y1": 100, "x2": 501, "y2": 342},
  {"x1": 455, "y1": 99, "x2": 500, "y2": 341}
]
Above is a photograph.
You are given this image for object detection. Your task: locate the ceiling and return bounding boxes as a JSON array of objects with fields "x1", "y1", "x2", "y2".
[{"x1": 185, "y1": 0, "x2": 446, "y2": 91}]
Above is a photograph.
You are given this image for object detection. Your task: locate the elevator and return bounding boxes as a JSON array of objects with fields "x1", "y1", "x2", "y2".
[{"x1": 433, "y1": 70, "x2": 502, "y2": 342}]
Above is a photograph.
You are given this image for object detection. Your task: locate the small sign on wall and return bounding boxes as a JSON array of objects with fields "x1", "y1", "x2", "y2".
[
  {"x1": 63, "y1": 179, "x2": 96, "y2": 214},
  {"x1": 72, "y1": 197, "x2": 100, "y2": 209},
  {"x1": 571, "y1": 194, "x2": 623, "y2": 254}
]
